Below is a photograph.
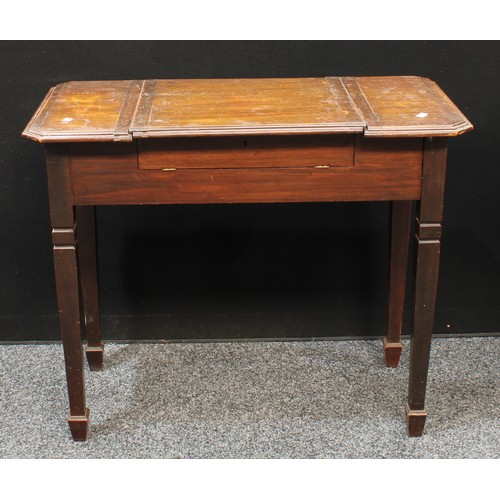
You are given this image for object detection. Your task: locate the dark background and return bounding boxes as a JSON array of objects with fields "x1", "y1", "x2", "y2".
[{"x1": 1, "y1": 41, "x2": 499, "y2": 342}]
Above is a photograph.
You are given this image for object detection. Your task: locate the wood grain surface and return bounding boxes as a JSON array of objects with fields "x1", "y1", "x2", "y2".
[
  {"x1": 343, "y1": 76, "x2": 472, "y2": 137},
  {"x1": 24, "y1": 80, "x2": 143, "y2": 142},
  {"x1": 23, "y1": 77, "x2": 473, "y2": 142},
  {"x1": 131, "y1": 77, "x2": 364, "y2": 136}
]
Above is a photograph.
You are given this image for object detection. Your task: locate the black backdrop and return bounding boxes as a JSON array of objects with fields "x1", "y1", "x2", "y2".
[{"x1": 1, "y1": 41, "x2": 499, "y2": 342}]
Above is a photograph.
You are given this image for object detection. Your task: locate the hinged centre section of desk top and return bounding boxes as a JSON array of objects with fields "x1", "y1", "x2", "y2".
[{"x1": 23, "y1": 76, "x2": 472, "y2": 143}]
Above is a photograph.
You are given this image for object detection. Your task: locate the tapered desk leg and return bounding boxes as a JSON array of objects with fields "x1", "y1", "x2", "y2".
[
  {"x1": 47, "y1": 144, "x2": 89, "y2": 441},
  {"x1": 385, "y1": 200, "x2": 412, "y2": 367},
  {"x1": 53, "y1": 245, "x2": 89, "y2": 440},
  {"x1": 76, "y1": 206, "x2": 104, "y2": 371},
  {"x1": 407, "y1": 138, "x2": 447, "y2": 436}
]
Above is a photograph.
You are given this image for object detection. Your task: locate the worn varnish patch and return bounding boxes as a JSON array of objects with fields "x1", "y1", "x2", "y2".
[
  {"x1": 343, "y1": 76, "x2": 473, "y2": 137},
  {"x1": 130, "y1": 78, "x2": 365, "y2": 137},
  {"x1": 23, "y1": 80, "x2": 143, "y2": 142}
]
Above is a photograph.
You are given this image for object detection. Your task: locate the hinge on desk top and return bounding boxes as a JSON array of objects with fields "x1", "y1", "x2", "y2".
[
  {"x1": 314, "y1": 165, "x2": 330, "y2": 169},
  {"x1": 162, "y1": 167, "x2": 177, "y2": 171}
]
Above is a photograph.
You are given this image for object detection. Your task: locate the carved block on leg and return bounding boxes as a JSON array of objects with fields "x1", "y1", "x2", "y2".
[
  {"x1": 406, "y1": 404, "x2": 428, "y2": 437},
  {"x1": 68, "y1": 407, "x2": 90, "y2": 441},
  {"x1": 86, "y1": 344, "x2": 104, "y2": 371},
  {"x1": 384, "y1": 338, "x2": 403, "y2": 368}
]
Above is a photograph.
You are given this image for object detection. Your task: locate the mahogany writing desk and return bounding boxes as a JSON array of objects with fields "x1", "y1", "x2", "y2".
[{"x1": 23, "y1": 77, "x2": 472, "y2": 441}]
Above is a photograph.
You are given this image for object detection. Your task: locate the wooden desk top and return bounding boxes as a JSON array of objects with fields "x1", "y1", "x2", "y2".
[{"x1": 23, "y1": 76, "x2": 472, "y2": 143}]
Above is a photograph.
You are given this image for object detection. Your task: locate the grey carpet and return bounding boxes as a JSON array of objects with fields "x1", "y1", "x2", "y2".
[{"x1": 0, "y1": 337, "x2": 498, "y2": 458}]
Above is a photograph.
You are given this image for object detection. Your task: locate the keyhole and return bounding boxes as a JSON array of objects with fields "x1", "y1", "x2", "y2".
[{"x1": 243, "y1": 140, "x2": 247, "y2": 147}]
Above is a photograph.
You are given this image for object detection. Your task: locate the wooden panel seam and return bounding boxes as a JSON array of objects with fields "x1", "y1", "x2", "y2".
[
  {"x1": 340, "y1": 77, "x2": 380, "y2": 129},
  {"x1": 114, "y1": 80, "x2": 145, "y2": 141},
  {"x1": 129, "y1": 79, "x2": 158, "y2": 136}
]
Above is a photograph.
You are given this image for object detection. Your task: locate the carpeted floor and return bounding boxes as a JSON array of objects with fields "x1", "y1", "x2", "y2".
[{"x1": 0, "y1": 337, "x2": 498, "y2": 458}]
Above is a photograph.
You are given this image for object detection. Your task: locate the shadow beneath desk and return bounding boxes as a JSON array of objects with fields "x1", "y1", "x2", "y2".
[
  {"x1": 88, "y1": 340, "x2": 405, "y2": 439},
  {"x1": 88, "y1": 337, "x2": 499, "y2": 441},
  {"x1": 97, "y1": 202, "x2": 390, "y2": 341}
]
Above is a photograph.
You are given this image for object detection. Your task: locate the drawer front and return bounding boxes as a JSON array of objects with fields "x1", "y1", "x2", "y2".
[{"x1": 138, "y1": 135, "x2": 354, "y2": 170}]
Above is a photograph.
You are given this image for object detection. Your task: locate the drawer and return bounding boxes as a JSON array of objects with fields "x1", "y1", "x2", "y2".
[{"x1": 138, "y1": 135, "x2": 354, "y2": 170}]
